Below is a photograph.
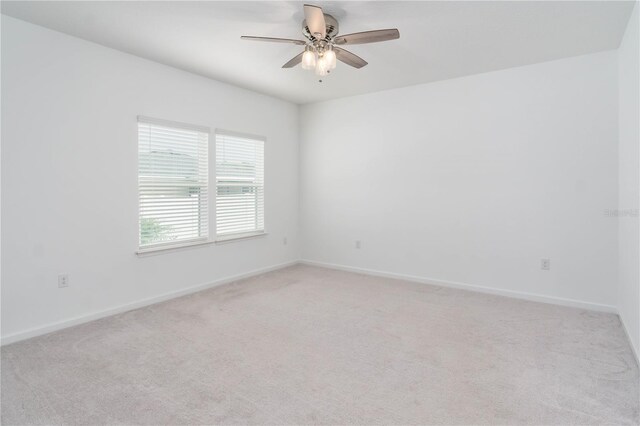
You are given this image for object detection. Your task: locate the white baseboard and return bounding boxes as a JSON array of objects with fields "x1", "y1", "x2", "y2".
[
  {"x1": 619, "y1": 312, "x2": 640, "y2": 367},
  {"x1": 0, "y1": 260, "x2": 298, "y2": 346},
  {"x1": 299, "y1": 259, "x2": 618, "y2": 314}
]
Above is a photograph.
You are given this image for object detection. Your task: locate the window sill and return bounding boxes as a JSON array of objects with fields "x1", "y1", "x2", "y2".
[
  {"x1": 136, "y1": 239, "x2": 213, "y2": 257},
  {"x1": 215, "y1": 231, "x2": 267, "y2": 244},
  {"x1": 136, "y1": 232, "x2": 267, "y2": 255}
]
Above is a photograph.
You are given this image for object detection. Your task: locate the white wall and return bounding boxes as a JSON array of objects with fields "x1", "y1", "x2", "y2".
[
  {"x1": 618, "y1": 2, "x2": 640, "y2": 359},
  {"x1": 300, "y1": 51, "x2": 619, "y2": 310},
  {"x1": 1, "y1": 16, "x2": 299, "y2": 342}
]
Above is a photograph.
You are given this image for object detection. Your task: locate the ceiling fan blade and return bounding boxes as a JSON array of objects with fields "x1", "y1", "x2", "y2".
[
  {"x1": 334, "y1": 29, "x2": 400, "y2": 45},
  {"x1": 304, "y1": 4, "x2": 326, "y2": 39},
  {"x1": 282, "y1": 52, "x2": 304, "y2": 68},
  {"x1": 241, "y1": 36, "x2": 306, "y2": 45},
  {"x1": 334, "y1": 47, "x2": 368, "y2": 69}
]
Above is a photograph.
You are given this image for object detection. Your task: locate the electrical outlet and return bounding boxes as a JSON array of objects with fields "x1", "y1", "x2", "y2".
[
  {"x1": 58, "y1": 274, "x2": 69, "y2": 288},
  {"x1": 541, "y1": 259, "x2": 550, "y2": 270},
  {"x1": 283, "y1": 237, "x2": 288, "y2": 245},
  {"x1": 355, "y1": 240, "x2": 361, "y2": 249}
]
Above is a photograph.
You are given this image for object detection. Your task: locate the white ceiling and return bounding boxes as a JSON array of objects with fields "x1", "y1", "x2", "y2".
[{"x1": 2, "y1": 1, "x2": 635, "y2": 104}]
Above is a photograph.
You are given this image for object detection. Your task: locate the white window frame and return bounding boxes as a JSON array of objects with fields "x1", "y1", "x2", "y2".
[
  {"x1": 214, "y1": 129, "x2": 266, "y2": 243},
  {"x1": 136, "y1": 116, "x2": 212, "y2": 254}
]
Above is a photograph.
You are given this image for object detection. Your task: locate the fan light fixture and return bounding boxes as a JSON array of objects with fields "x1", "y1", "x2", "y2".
[
  {"x1": 301, "y1": 45, "x2": 337, "y2": 75},
  {"x1": 302, "y1": 45, "x2": 333, "y2": 75}
]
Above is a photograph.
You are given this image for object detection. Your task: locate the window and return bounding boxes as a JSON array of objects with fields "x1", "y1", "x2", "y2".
[
  {"x1": 215, "y1": 131, "x2": 265, "y2": 240},
  {"x1": 138, "y1": 117, "x2": 209, "y2": 251}
]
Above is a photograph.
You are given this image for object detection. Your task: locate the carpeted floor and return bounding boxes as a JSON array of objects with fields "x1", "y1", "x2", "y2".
[{"x1": 1, "y1": 265, "x2": 638, "y2": 425}]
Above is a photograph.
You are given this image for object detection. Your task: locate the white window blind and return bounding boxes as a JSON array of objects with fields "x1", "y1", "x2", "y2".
[
  {"x1": 215, "y1": 131, "x2": 265, "y2": 239},
  {"x1": 138, "y1": 117, "x2": 209, "y2": 250}
]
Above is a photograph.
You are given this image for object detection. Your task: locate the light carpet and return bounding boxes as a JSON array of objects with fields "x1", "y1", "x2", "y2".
[{"x1": 2, "y1": 265, "x2": 638, "y2": 424}]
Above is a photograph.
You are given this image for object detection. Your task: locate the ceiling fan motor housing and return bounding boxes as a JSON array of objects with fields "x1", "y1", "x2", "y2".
[{"x1": 302, "y1": 14, "x2": 339, "y2": 42}]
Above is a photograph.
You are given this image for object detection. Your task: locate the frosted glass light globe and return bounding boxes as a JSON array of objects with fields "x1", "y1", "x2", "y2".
[
  {"x1": 324, "y1": 48, "x2": 337, "y2": 70},
  {"x1": 301, "y1": 49, "x2": 316, "y2": 70},
  {"x1": 315, "y1": 55, "x2": 329, "y2": 76}
]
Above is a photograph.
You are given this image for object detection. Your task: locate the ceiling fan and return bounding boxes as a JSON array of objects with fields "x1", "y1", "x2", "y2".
[{"x1": 241, "y1": 4, "x2": 400, "y2": 79}]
